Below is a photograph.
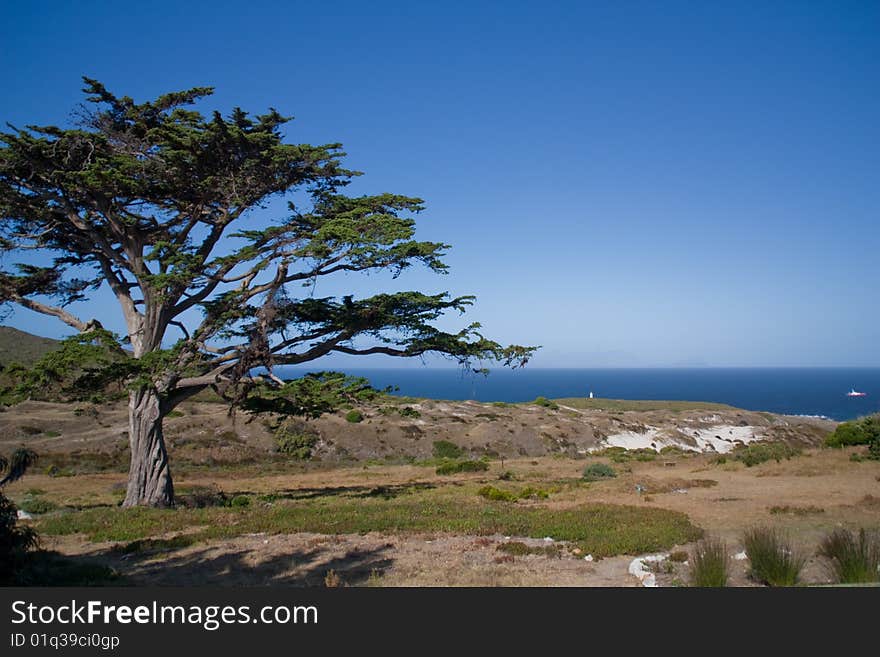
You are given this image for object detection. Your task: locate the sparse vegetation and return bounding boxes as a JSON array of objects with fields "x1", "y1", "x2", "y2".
[
  {"x1": 769, "y1": 505, "x2": 824, "y2": 516},
  {"x1": 582, "y1": 462, "x2": 617, "y2": 481},
  {"x1": 398, "y1": 406, "x2": 421, "y2": 418},
  {"x1": 345, "y1": 410, "x2": 364, "y2": 423},
  {"x1": 273, "y1": 419, "x2": 320, "y2": 459},
  {"x1": 435, "y1": 459, "x2": 489, "y2": 475},
  {"x1": 689, "y1": 538, "x2": 729, "y2": 587},
  {"x1": 743, "y1": 527, "x2": 805, "y2": 586},
  {"x1": 477, "y1": 485, "x2": 551, "y2": 502},
  {"x1": 496, "y1": 541, "x2": 561, "y2": 558},
  {"x1": 817, "y1": 528, "x2": 880, "y2": 584},
  {"x1": 532, "y1": 397, "x2": 559, "y2": 410}
]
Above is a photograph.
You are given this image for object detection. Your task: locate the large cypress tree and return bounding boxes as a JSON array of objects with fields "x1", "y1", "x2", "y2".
[{"x1": 0, "y1": 79, "x2": 535, "y2": 506}]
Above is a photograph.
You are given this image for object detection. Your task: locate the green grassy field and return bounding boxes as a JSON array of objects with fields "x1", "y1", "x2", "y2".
[{"x1": 37, "y1": 484, "x2": 702, "y2": 558}]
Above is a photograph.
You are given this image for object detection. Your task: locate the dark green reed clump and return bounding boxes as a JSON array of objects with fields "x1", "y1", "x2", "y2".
[
  {"x1": 743, "y1": 527, "x2": 805, "y2": 586},
  {"x1": 689, "y1": 537, "x2": 730, "y2": 587},
  {"x1": 818, "y1": 528, "x2": 880, "y2": 584}
]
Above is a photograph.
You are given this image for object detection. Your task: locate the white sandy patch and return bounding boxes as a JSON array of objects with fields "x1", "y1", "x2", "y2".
[
  {"x1": 688, "y1": 426, "x2": 761, "y2": 453},
  {"x1": 601, "y1": 424, "x2": 763, "y2": 454},
  {"x1": 604, "y1": 427, "x2": 666, "y2": 450},
  {"x1": 628, "y1": 554, "x2": 667, "y2": 587}
]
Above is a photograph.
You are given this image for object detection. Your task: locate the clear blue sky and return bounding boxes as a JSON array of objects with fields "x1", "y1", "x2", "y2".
[{"x1": 1, "y1": 1, "x2": 878, "y2": 367}]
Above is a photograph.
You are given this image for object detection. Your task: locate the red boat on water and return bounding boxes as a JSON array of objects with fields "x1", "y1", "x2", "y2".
[{"x1": 846, "y1": 388, "x2": 867, "y2": 397}]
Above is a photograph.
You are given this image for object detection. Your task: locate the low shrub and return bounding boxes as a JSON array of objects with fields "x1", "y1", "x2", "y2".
[
  {"x1": 731, "y1": 442, "x2": 801, "y2": 467},
  {"x1": 477, "y1": 486, "x2": 517, "y2": 502},
  {"x1": 868, "y1": 435, "x2": 880, "y2": 461},
  {"x1": 518, "y1": 486, "x2": 550, "y2": 500},
  {"x1": 17, "y1": 497, "x2": 58, "y2": 515},
  {"x1": 435, "y1": 459, "x2": 489, "y2": 475},
  {"x1": 743, "y1": 527, "x2": 805, "y2": 586},
  {"x1": 689, "y1": 538, "x2": 729, "y2": 587},
  {"x1": 399, "y1": 406, "x2": 421, "y2": 418},
  {"x1": 274, "y1": 419, "x2": 319, "y2": 459},
  {"x1": 496, "y1": 541, "x2": 561, "y2": 558},
  {"x1": 432, "y1": 440, "x2": 463, "y2": 459},
  {"x1": 582, "y1": 462, "x2": 616, "y2": 482},
  {"x1": 345, "y1": 410, "x2": 364, "y2": 423},
  {"x1": 230, "y1": 495, "x2": 251, "y2": 508},
  {"x1": 817, "y1": 528, "x2": 880, "y2": 584},
  {"x1": 176, "y1": 485, "x2": 228, "y2": 509},
  {"x1": 532, "y1": 397, "x2": 559, "y2": 410}
]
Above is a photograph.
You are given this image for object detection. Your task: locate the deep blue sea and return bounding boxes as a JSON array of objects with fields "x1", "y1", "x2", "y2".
[{"x1": 276, "y1": 367, "x2": 880, "y2": 421}]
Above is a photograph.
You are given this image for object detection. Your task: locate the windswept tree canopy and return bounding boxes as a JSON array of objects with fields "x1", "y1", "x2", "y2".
[{"x1": 0, "y1": 78, "x2": 536, "y2": 409}]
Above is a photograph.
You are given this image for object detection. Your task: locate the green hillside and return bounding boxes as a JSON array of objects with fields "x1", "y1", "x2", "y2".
[{"x1": 0, "y1": 326, "x2": 60, "y2": 368}]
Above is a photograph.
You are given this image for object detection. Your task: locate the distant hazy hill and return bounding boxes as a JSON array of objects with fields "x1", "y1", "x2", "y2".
[{"x1": 0, "y1": 326, "x2": 60, "y2": 368}]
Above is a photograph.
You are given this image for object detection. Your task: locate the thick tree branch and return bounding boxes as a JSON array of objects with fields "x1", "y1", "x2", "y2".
[{"x1": 11, "y1": 294, "x2": 90, "y2": 331}]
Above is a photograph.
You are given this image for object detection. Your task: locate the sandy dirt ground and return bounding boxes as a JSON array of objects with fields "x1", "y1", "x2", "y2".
[
  {"x1": 2, "y1": 398, "x2": 877, "y2": 586},
  {"x1": 11, "y1": 449, "x2": 879, "y2": 587}
]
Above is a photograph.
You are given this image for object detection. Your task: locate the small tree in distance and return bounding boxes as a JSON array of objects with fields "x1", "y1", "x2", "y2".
[{"x1": 0, "y1": 79, "x2": 536, "y2": 507}]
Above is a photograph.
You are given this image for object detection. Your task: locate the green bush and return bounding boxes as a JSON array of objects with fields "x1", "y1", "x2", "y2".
[
  {"x1": 518, "y1": 486, "x2": 550, "y2": 500},
  {"x1": 868, "y1": 436, "x2": 880, "y2": 461},
  {"x1": 533, "y1": 396, "x2": 559, "y2": 410},
  {"x1": 731, "y1": 442, "x2": 801, "y2": 467},
  {"x1": 274, "y1": 419, "x2": 319, "y2": 459},
  {"x1": 825, "y1": 415, "x2": 880, "y2": 448},
  {"x1": 435, "y1": 459, "x2": 489, "y2": 475},
  {"x1": 229, "y1": 495, "x2": 251, "y2": 508},
  {"x1": 399, "y1": 406, "x2": 421, "y2": 418},
  {"x1": 743, "y1": 527, "x2": 805, "y2": 586},
  {"x1": 689, "y1": 538, "x2": 729, "y2": 587},
  {"x1": 582, "y1": 462, "x2": 617, "y2": 482},
  {"x1": 345, "y1": 410, "x2": 364, "y2": 423},
  {"x1": 818, "y1": 528, "x2": 880, "y2": 584},
  {"x1": 17, "y1": 497, "x2": 58, "y2": 515},
  {"x1": 477, "y1": 486, "x2": 517, "y2": 502},
  {"x1": 432, "y1": 440, "x2": 464, "y2": 459}
]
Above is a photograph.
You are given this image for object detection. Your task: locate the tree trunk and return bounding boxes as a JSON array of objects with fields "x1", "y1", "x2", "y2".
[{"x1": 123, "y1": 387, "x2": 174, "y2": 507}]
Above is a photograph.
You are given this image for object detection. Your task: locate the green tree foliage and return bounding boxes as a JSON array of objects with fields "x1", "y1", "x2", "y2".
[
  {"x1": 1, "y1": 329, "x2": 129, "y2": 403},
  {"x1": 0, "y1": 79, "x2": 536, "y2": 506},
  {"x1": 825, "y1": 415, "x2": 880, "y2": 448}
]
